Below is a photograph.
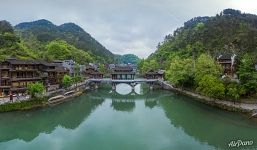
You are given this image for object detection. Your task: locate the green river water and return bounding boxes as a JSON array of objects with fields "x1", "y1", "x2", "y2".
[{"x1": 0, "y1": 84, "x2": 257, "y2": 150}]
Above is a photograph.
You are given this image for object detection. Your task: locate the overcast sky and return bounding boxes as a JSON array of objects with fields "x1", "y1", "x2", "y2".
[{"x1": 1, "y1": 0, "x2": 257, "y2": 58}]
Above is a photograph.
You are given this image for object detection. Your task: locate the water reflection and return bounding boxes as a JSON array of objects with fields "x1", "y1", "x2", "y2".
[
  {"x1": 0, "y1": 97, "x2": 103, "y2": 142},
  {"x1": 144, "y1": 99, "x2": 157, "y2": 109},
  {"x1": 111, "y1": 100, "x2": 135, "y2": 112},
  {"x1": 1, "y1": 84, "x2": 257, "y2": 150},
  {"x1": 158, "y1": 94, "x2": 257, "y2": 149}
]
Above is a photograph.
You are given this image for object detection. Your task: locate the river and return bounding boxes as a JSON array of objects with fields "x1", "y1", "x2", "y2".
[{"x1": 0, "y1": 84, "x2": 257, "y2": 150}]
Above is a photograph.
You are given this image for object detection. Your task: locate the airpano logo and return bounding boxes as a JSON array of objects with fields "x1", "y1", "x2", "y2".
[{"x1": 228, "y1": 140, "x2": 254, "y2": 147}]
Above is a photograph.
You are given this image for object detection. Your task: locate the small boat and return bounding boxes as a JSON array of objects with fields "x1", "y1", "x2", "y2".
[
  {"x1": 48, "y1": 95, "x2": 65, "y2": 102},
  {"x1": 64, "y1": 90, "x2": 75, "y2": 96}
]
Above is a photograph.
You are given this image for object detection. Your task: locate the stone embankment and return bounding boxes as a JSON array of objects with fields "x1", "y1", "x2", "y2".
[{"x1": 160, "y1": 80, "x2": 257, "y2": 117}]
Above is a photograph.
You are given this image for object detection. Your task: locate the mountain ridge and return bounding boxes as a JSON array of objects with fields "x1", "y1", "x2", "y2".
[{"x1": 15, "y1": 19, "x2": 114, "y2": 62}]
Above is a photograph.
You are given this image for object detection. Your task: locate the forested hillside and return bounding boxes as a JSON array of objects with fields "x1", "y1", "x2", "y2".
[
  {"x1": 0, "y1": 19, "x2": 116, "y2": 63},
  {"x1": 0, "y1": 20, "x2": 37, "y2": 60},
  {"x1": 145, "y1": 9, "x2": 257, "y2": 69},
  {"x1": 139, "y1": 9, "x2": 257, "y2": 100},
  {"x1": 15, "y1": 19, "x2": 115, "y2": 63}
]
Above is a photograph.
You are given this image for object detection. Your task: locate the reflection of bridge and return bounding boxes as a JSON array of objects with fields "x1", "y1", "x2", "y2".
[{"x1": 87, "y1": 88, "x2": 173, "y2": 101}]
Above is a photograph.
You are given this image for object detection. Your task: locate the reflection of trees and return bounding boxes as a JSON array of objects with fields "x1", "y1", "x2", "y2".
[
  {"x1": 159, "y1": 94, "x2": 257, "y2": 149},
  {"x1": 145, "y1": 100, "x2": 157, "y2": 109},
  {"x1": 111, "y1": 100, "x2": 135, "y2": 112},
  {"x1": 0, "y1": 96, "x2": 104, "y2": 142}
]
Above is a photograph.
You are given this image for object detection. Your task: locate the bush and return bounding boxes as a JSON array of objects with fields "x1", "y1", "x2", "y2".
[
  {"x1": 226, "y1": 83, "x2": 245, "y2": 100},
  {"x1": 196, "y1": 75, "x2": 225, "y2": 99},
  {"x1": 62, "y1": 75, "x2": 72, "y2": 89},
  {"x1": 27, "y1": 82, "x2": 45, "y2": 98}
]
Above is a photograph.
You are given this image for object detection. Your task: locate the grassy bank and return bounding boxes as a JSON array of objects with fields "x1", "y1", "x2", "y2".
[{"x1": 0, "y1": 97, "x2": 48, "y2": 112}]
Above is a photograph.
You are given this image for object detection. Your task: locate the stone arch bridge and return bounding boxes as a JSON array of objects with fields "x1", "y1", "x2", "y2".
[{"x1": 84, "y1": 78, "x2": 173, "y2": 91}]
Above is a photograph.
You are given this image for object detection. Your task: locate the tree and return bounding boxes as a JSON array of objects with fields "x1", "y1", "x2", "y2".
[
  {"x1": 119, "y1": 54, "x2": 140, "y2": 64},
  {"x1": 45, "y1": 40, "x2": 71, "y2": 60},
  {"x1": 196, "y1": 75, "x2": 225, "y2": 99},
  {"x1": 62, "y1": 75, "x2": 72, "y2": 89},
  {"x1": 45, "y1": 40, "x2": 93, "y2": 64},
  {"x1": 99, "y1": 64, "x2": 106, "y2": 74},
  {"x1": 166, "y1": 57, "x2": 194, "y2": 87},
  {"x1": 141, "y1": 59, "x2": 159, "y2": 74},
  {"x1": 27, "y1": 82, "x2": 45, "y2": 98},
  {"x1": 149, "y1": 59, "x2": 159, "y2": 71},
  {"x1": 226, "y1": 83, "x2": 245, "y2": 101},
  {"x1": 237, "y1": 54, "x2": 257, "y2": 96},
  {"x1": 195, "y1": 54, "x2": 222, "y2": 83}
]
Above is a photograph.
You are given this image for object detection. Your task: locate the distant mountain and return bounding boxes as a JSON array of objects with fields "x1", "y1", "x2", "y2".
[
  {"x1": 117, "y1": 54, "x2": 140, "y2": 64},
  {"x1": 15, "y1": 19, "x2": 114, "y2": 62}
]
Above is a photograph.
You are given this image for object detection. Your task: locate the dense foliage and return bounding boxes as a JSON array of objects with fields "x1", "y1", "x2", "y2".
[
  {"x1": 0, "y1": 20, "x2": 37, "y2": 60},
  {"x1": 146, "y1": 9, "x2": 257, "y2": 70},
  {"x1": 196, "y1": 75, "x2": 225, "y2": 99},
  {"x1": 44, "y1": 40, "x2": 93, "y2": 64},
  {"x1": 139, "y1": 9, "x2": 257, "y2": 100},
  {"x1": 62, "y1": 75, "x2": 72, "y2": 89},
  {"x1": 15, "y1": 19, "x2": 115, "y2": 63},
  {"x1": 117, "y1": 54, "x2": 140, "y2": 64},
  {"x1": 165, "y1": 57, "x2": 194, "y2": 87},
  {"x1": 0, "y1": 19, "x2": 116, "y2": 63},
  {"x1": 237, "y1": 54, "x2": 257, "y2": 96},
  {"x1": 138, "y1": 59, "x2": 159, "y2": 74},
  {"x1": 27, "y1": 82, "x2": 45, "y2": 98}
]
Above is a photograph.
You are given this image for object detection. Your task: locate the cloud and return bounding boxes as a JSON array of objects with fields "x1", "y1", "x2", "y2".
[{"x1": 0, "y1": 0, "x2": 257, "y2": 58}]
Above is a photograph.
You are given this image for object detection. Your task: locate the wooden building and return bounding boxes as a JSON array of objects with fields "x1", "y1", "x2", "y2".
[
  {"x1": 84, "y1": 65, "x2": 103, "y2": 79},
  {"x1": 111, "y1": 65, "x2": 135, "y2": 80},
  {"x1": 217, "y1": 54, "x2": 236, "y2": 77},
  {"x1": 0, "y1": 58, "x2": 68, "y2": 96},
  {"x1": 145, "y1": 70, "x2": 165, "y2": 80}
]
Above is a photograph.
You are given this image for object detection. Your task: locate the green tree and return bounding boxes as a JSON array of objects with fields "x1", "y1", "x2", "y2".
[
  {"x1": 72, "y1": 64, "x2": 83, "y2": 89},
  {"x1": 27, "y1": 82, "x2": 45, "y2": 98},
  {"x1": 141, "y1": 59, "x2": 159, "y2": 74},
  {"x1": 196, "y1": 75, "x2": 225, "y2": 99},
  {"x1": 195, "y1": 54, "x2": 222, "y2": 82},
  {"x1": 45, "y1": 40, "x2": 93, "y2": 64},
  {"x1": 99, "y1": 64, "x2": 106, "y2": 74},
  {"x1": 226, "y1": 83, "x2": 245, "y2": 100},
  {"x1": 237, "y1": 54, "x2": 257, "y2": 96},
  {"x1": 62, "y1": 75, "x2": 72, "y2": 89},
  {"x1": 166, "y1": 57, "x2": 194, "y2": 87},
  {"x1": 45, "y1": 40, "x2": 71, "y2": 60}
]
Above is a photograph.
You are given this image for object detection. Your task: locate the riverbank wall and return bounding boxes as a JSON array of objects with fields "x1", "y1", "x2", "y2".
[
  {"x1": 0, "y1": 83, "x2": 91, "y2": 113},
  {"x1": 161, "y1": 81, "x2": 257, "y2": 117}
]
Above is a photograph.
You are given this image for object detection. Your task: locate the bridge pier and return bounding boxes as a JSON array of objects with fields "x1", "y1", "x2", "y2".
[
  {"x1": 130, "y1": 83, "x2": 136, "y2": 92},
  {"x1": 149, "y1": 82, "x2": 154, "y2": 90},
  {"x1": 94, "y1": 82, "x2": 99, "y2": 89},
  {"x1": 112, "y1": 83, "x2": 116, "y2": 90}
]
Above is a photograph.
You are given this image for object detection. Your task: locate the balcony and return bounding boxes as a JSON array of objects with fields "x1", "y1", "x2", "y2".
[
  {"x1": 0, "y1": 85, "x2": 11, "y2": 88},
  {"x1": 1, "y1": 76, "x2": 10, "y2": 79},
  {"x1": 0, "y1": 66, "x2": 10, "y2": 70},
  {"x1": 11, "y1": 77, "x2": 42, "y2": 81},
  {"x1": 11, "y1": 87, "x2": 27, "y2": 91},
  {"x1": 10, "y1": 68, "x2": 37, "y2": 72}
]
